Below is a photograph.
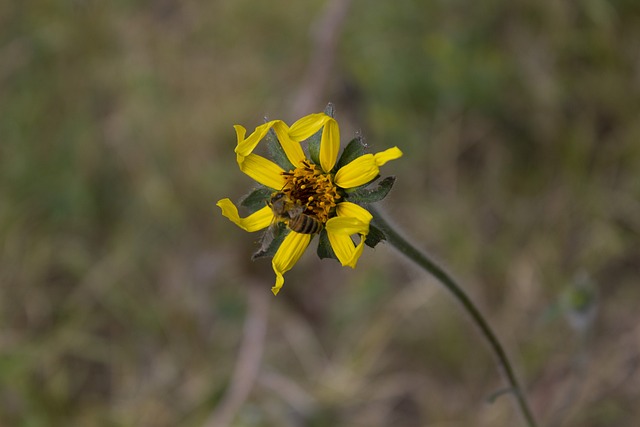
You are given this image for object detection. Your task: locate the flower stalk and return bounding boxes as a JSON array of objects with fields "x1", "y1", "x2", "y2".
[{"x1": 368, "y1": 205, "x2": 538, "y2": 427}]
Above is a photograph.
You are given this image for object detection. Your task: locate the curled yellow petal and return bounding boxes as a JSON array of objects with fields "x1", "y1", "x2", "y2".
[
  {"x1": 325, "y1": 202, "x2": 372, "y2": 268},
  {"x1": 326, "y1": 230, "x2": 367, "y2": 268},
  {"x1": 237, "y1": 153, "x2": 286, "y2": 190},
  {"x1": 319, "y1": 118, "x2": 340, "y2": 172},
  {"x1": 234, "y1": 125, "x2": 247, "y2": 149},
  {"x1": 235, "y1": 122, "x2": 274, "y2": 158},
  {"x1": 374, "y1": 147, "x2": 403, "y2": 166},
  {"x1": 235, "y1": 120, "x2": 305, "y2": 170},
  {"x1": 217, "y1": 199, "x2": 274, "y2": 232},
  {"x1": 272, "y1": 121, "x2": 306, "y2": 167},
  {"x1": 271, "y1": 232, "x2": 312, "y2": 295},
  {"x1": 325, "y1": 216, "x2": 369, "y2": 236},
  {"x1": 336, "y1": 202, "x2": 373, "y2": 227},
  {"x1": 288, "y1": 113, "x2": 340, "y2": 173},
  {"x1": 334, "y1": 147, "x2": 403, "y2": 189},
  {"x1": 288, "y1": 113, "x2": 331, "y2": 141}
]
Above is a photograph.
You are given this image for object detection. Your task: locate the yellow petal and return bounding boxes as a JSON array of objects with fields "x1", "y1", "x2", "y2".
[
  {"x1": 324, "y1": 202, "x2": 372, "y2": 268},
  {"x1": 326, "y1": 231, "x2": 366, "y2": 268},
  {"x1": 271, "y1": 232, "x2": 312, "y2": 295},
  {"x1": 217, "y1": 199, "x2": 274, "y2": 232},
  {"x1": 326, "y1": 232, "x2": 354, "y2": 267},
  {"x1": 237, "y1": 153, "x2": 286, "y2": 189},
  {"x1": 235, "y1": 122, "x2": 269, "y2": 157},
  {"x1": 235, "y1": 120, "x2": 305, "y2": 169},
  {"x1": 374, "y1": 146, "x2": 403, "y2": 166},
  {"x1": 234, "y1": 125, "x2": 247, "y2": 148},
  {"x1": 288, "y1": 113, "x2": 331, "y2": 141},
  {"x1": 288, "y1": 113, "x2": 340, "y2": 172},
  {"x1": 319, "y1": 118, "x2": 340, "y2": 172},
  {"x1": 272, "y1": 121, "x2": 306, "y2": 167},
  {"x1": 349, "y1": 235, "x2": 366, "y2": 268},
  {"x1": 235, "y1": 120, "x2": 282, "y2": 158},
  {"x1": 325, "y1": 216, "x2": 368, "y2": 236},
  {"x1": 334, "y1": 147, "x2": 403, "y2": 189},
  {"x1": 336, "y1": 202, "x2": 373, "y2": 227},
  {"x1": 333, "y1": 154, "x2": 377, "y2": 188}
]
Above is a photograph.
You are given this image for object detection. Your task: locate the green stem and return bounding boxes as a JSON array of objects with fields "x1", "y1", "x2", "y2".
[{"x1": 369, "y1": 206, "x2": 537, "y2": 427}]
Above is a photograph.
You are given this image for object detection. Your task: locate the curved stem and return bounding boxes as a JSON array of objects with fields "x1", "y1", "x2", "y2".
[{"x1": 369, "y1": 206, "x2": 537, "y2": 427}]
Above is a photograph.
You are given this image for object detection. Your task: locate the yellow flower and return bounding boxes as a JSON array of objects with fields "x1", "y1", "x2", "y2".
[{"x1": 217, "y1": 111, "x2": 402, "y2": 295}]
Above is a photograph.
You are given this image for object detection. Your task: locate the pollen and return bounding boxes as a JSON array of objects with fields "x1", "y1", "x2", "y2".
[{"x1": 281, "y1": 160, "x2": 340, "y2": 223}]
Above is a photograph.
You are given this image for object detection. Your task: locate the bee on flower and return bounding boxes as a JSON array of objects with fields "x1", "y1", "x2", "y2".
[{"x1": 217, "y1": 106, "x2": 402, "y2": 295}]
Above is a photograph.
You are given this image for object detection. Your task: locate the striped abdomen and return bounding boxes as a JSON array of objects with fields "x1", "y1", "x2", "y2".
[{"x1": 288, "y1": 214, "x2": 322, "y2": 234}]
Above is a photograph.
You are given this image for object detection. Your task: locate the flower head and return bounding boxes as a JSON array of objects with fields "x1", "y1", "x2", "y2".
[{"x1": 217, "y1": 108, "x2": 402, "y2": 295}]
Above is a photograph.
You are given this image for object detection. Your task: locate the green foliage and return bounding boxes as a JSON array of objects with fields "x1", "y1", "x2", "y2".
[
  {"x1": 252, "y1": 222, "x2": 288, "y2": 260},
  {"x1": 345, "y1": 176, "x2": 396, "y2": 204},
  {"x1": 306, "y1": 128, "x2": 323, "y2": 166},
  {"x1": 364, "y1": 223, "x2": 387, "y2": 249},
  {"x1": 266, "y1": 128, "x2": 295, "y2": 171},
  {"x1": 240, "y1": 187, "x2": 272, "y2": 213},
  {"x1": 316, "y1": 228, "x2": 338, "y2": 261},
  {"x1": 334, "y1": 137, "x2": 366, "y2": 171}
]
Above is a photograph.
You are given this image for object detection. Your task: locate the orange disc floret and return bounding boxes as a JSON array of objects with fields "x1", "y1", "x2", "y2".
[{"x1": 281, "y1": 160, "x2": 340, "y2": 223}]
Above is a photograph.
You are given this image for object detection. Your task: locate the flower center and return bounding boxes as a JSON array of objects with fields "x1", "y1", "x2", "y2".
[{"x1": 280, "y1": 160, "x2": 340, "y2": 223}]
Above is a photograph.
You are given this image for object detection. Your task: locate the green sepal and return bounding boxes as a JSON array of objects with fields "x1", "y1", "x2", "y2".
[
  {"x1": 240, "y1": 187, "x2": 272, "y2": 213},
  {"x1": 365, "y1": 223, "x2": 386, "y2": 248},
  {"x1": 316, "y1": 228, "x2": 339, "y2": 261},
  {"x1": 307, "y1": 129, "x2": 322, "y2": 166},
  {"x1": 345, "y1": 176, "x2": 396, "y2": 204},
  {"x1": 324, "y1": 103, "x2": 335, "y2": 118},
  {"x1": 334, "y1": 136, "x2": 366, "y2": 172},
  {"x1": 252, "y1": 222, "x2": 288, "y2": 260},
  {"x1": 266, "y1": 128, "x2": 295, "y2": 171}
]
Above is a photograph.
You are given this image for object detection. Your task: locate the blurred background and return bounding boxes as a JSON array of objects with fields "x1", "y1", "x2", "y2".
[{"x1": 1, "y1": 0, "x2": 639, "y2": 426}]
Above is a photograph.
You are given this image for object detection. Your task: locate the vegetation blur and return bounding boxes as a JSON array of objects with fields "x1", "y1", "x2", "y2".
[{"x1": 1, "y1": 0, "x2": 639, "y2": 426}]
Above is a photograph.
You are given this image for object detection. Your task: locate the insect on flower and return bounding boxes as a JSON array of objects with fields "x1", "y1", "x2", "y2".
[
  {"x1": 217, "y1": 106, "x2": 402, "y2": 295},
  {"x1": 269, "y1": 192, "x2": 323, "y2": 235}
]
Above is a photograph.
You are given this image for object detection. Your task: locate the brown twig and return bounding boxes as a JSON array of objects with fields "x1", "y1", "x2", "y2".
[{"x1": 291, "y1": 0, "x2": 353, "y2": 117}]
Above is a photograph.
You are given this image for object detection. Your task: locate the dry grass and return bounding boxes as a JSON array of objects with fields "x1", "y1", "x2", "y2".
[{"x1": 1, "y1": 0, "x2": 639, "y2": 426}]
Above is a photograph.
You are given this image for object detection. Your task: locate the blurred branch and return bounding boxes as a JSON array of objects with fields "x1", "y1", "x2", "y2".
[
  {"x1": 203, "y1": 285, "x2": 270, "y2": 427},
  {"x1": 258, "y1": 371, "x2": 316, "y2": 415},
  {"x1": 291, "y1": 0, "x2": 352, "y2": 117}
]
